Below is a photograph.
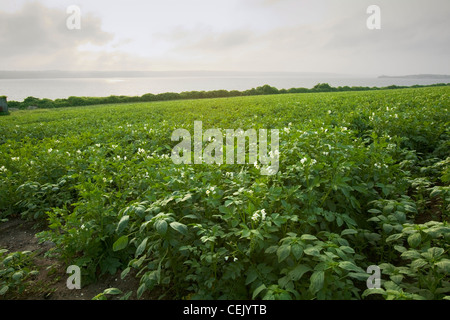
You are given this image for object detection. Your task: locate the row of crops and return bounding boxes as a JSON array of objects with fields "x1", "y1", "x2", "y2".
[{"x1": 0, "y1": 86, "x2": 449, "y2": 299}]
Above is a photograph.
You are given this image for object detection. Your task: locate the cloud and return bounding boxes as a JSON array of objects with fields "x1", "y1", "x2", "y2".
[
  {"x1": 158, "y1": 27, "x2": 255, "y2": 54},
  {"x1": 0, "y1": 0, "x2": 448, "y2": 74},
  {"x1": 147, "y1": 0, "x2": 449, "y2": 74},
  {"x1": 0, "y1": 2, "x2": 125, "y2": 70},
  {"x1": 316, "y1": 0, "x2": 450, "y2": 74}
]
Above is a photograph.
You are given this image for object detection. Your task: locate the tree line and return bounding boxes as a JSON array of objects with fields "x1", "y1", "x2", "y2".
[{"x1": 6, "y1": 82, "x2": 450, "y2": 110}]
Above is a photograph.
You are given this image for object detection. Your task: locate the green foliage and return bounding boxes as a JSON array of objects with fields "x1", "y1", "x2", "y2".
[
  {"x1": 0, "y1": 86, "x2": 448, "y2": 299},
  {"x1": 0, "y1": 249, "x2": 39, "y2": 297},
  {"x1": 363, "y1": 221, "x2": 449, "y2": 300},
  {"x1": 15, "y1": 178, "x2": 76, "y2": 221},
  {"x1": 6, "y1": 83, "x2": 450, "y2": 110},
  {"x1": 92, "y1": 287, "x2": 132, "y2": 300}
]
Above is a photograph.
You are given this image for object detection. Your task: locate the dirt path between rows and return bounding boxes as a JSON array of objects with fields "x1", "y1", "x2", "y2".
[{"x1": 0, "y1": 218, "x2": 143, "y2": 300}]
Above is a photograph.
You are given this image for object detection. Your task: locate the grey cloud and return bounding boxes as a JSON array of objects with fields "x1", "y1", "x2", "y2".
[
  {"x1": 314, "y1": 0, "x2": 450, "y2": 73},
  {"x1": 0, "y1": 0, "x2": 448, "y2": 74},
  {"x1": 182, "y1": 29, "x2": 255, "y2": 53},
  {"x1": 232, "y1": 0, "x2": 450, "y2": 74},
  {"x1": 0, "y1": 2, "x2": 114, "y2": 69},
  {"x1": 321, "y1": 0, "x2": 450, "y2": 53}
]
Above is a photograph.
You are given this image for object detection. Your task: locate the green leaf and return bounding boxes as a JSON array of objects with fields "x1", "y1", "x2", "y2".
[
  {"x1": 277, "y1": 291, "x2": 293, "y2": 300},
  {"x1": 304, "y1": 246, "x2": 321, "y2": 257},
  {"x1": 277, "y1": 245, "x2": 291, "y2": 263},
  {"x1": 424, "y1": 247, "x2": 445, "y2": 259},
  {"x1": 435, "y1": 259, "x2": 450, "y2": 273},
  {"x1": 265, "y1": 246, "x2": 278, "y2": 254},
  {"x1": 252, "y1": 284, "x2": 267, "y2": 299},
  {"x1": 245, "y1": 269, "x2": 258, "y2": 285},
  {"x1": 120, "y1": 291, "x2": 133, "y2": 300},
  {"x1": 410, "y1": 258, "x2": 427, "y2": 269},
  {"x1": 218, "y1": 206, "x2": 229, "y2": 214},
  {"x1": 29, "y1": 270, "x2": 39, "y2": 277},
  {"x1": 121, "y1": 267, "x2": 131, "y2": 280},
  {"x1": 291, "y1": 244, "x2": 303, "y2": 260},
  {"x1": 225, "y1": 200, "x2": 234, "y2": 207},
  {"x1": 140, "y1": 221, "x2": 151, "y2": 232},
  {"x1": 309, "y1": 271, "x2": 324, "y2": 295},
  {"x1": 182, "y1": 214, "x2": 199, "y2": 220},
  {"x1": 401, "y1": 250, "x2": 421, "y2": 260},
  {"x1": 341, "y1": 229, "x2": 358, "y2": 236},
  {"x1": 379, "y1": 263, "x2": 396, "y2": 274},
  {"x1": 132, "y1": 255, "x2": 146, "y2": 269},
  {"x1": 100, "y1": 256, "x2": 121, "y2": 275},
  {"x1": 383, "y1": 204, "x2": 394, "y2": 214},
  {"x1": 241, "y1": 228, "x2": 251, "y2": 238},
  {"x1": 170, "y1": 221, "x2": 188, "y2": 236},
  {"x1": 324, "y1": 211, "x2": 335, "y2": 222},
  {"x1": 92, "y1": 293, "x2": 107, "y2": 300},
  {"x1": 362, "y1": 288, "x2": 385, "y2": 298},
  {"x1": 177, "y1": 193, "x2": 192, "y2": 203},
  {"x1": 116, "y1": 215, "x2": 129, "y2": 233},
  {"x1": 404, "y1": 205, "x2": 416, "y2": 213},
  {"x1": 338, "y1": 261, "x2": 364, "y2": 273},
  {"x1": 390, "y1": 275, "x2": 403, "y2": 284},
  {"x1": 430, "y1": 188, "x2": 441, "y2": 198},
  {"x1": 300, "y1": 234, "x2": 317, "y2": 241},
  {"x1": 394, "y1": 245, "x2": 407, "y2": 253},
  {"x1": 155, "y1": 220, "x2": 168, "y2": 236},
  {"x1": 364, "y1": 232, "x2": 381, "y2": 242},
  {"x1": 137, "y1": 283, "x2": 146, "y2": 299},
  {"x1": 340, "y1": 246, "x2": 355, "y2": 254},
  {"x1": 135, "y1": 237, "x2": 148, "y2": 257},
  {"x1": 313, "y1": 262, "x2": 328, "y2": 272},
  {"x1": 288, "y1": 265, "x2": 311, "y2": 281},
  {"x1": 435, "y1": 286, "x2": 450, "y2": 295},
  {"x1": 0, "y1": 286, "x2": 9, "y2": 295},
  {"x1": 103, "y1": 288, "x2": 122, "y2": 295},
  {"x1": 386, "y1": 233, "x2": 403, "y2": 242},
  {"x1": 383, "y1": 223, "x2": 394, "y2": 234},
  {"x1": 12, "y1": 271, "x2": 24, "y2": 281},
  {"x1": 278, "y1": 275, "x2": 291, "y2": 288},
  {"x1": 113, "y1": 235, "x2": 129, "y2": 252},
  {"x1": 407, "y1": 233, "x2": 421, "y2": 248}
]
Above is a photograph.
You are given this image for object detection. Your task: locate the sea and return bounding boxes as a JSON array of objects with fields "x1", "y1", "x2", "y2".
[{"x1": 1, "y1": 75, "x2": 449, "y2": 102}]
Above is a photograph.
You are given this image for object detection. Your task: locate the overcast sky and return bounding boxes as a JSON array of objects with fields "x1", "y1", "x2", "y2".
[{"x1": 0, "y1": 0, "x2": 449, "y2": 75}]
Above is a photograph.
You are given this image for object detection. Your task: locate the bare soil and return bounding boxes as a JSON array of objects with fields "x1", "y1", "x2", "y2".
[
  {"x1": 0, "y1": 218, "x2": 145, "y2": 300},
  {"x1": 415, "y1": 196, "x2": 446, "y2": 224}
]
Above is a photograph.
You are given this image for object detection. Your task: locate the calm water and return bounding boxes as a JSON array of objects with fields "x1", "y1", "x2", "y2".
[{"x1": 1, "y1": 76, "x2": 449, "y2": 101}]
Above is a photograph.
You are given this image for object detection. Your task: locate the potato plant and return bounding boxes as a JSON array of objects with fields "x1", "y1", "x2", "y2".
[{"x1": 0, "y1": 86, "x2": 448, "y2": 299}]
